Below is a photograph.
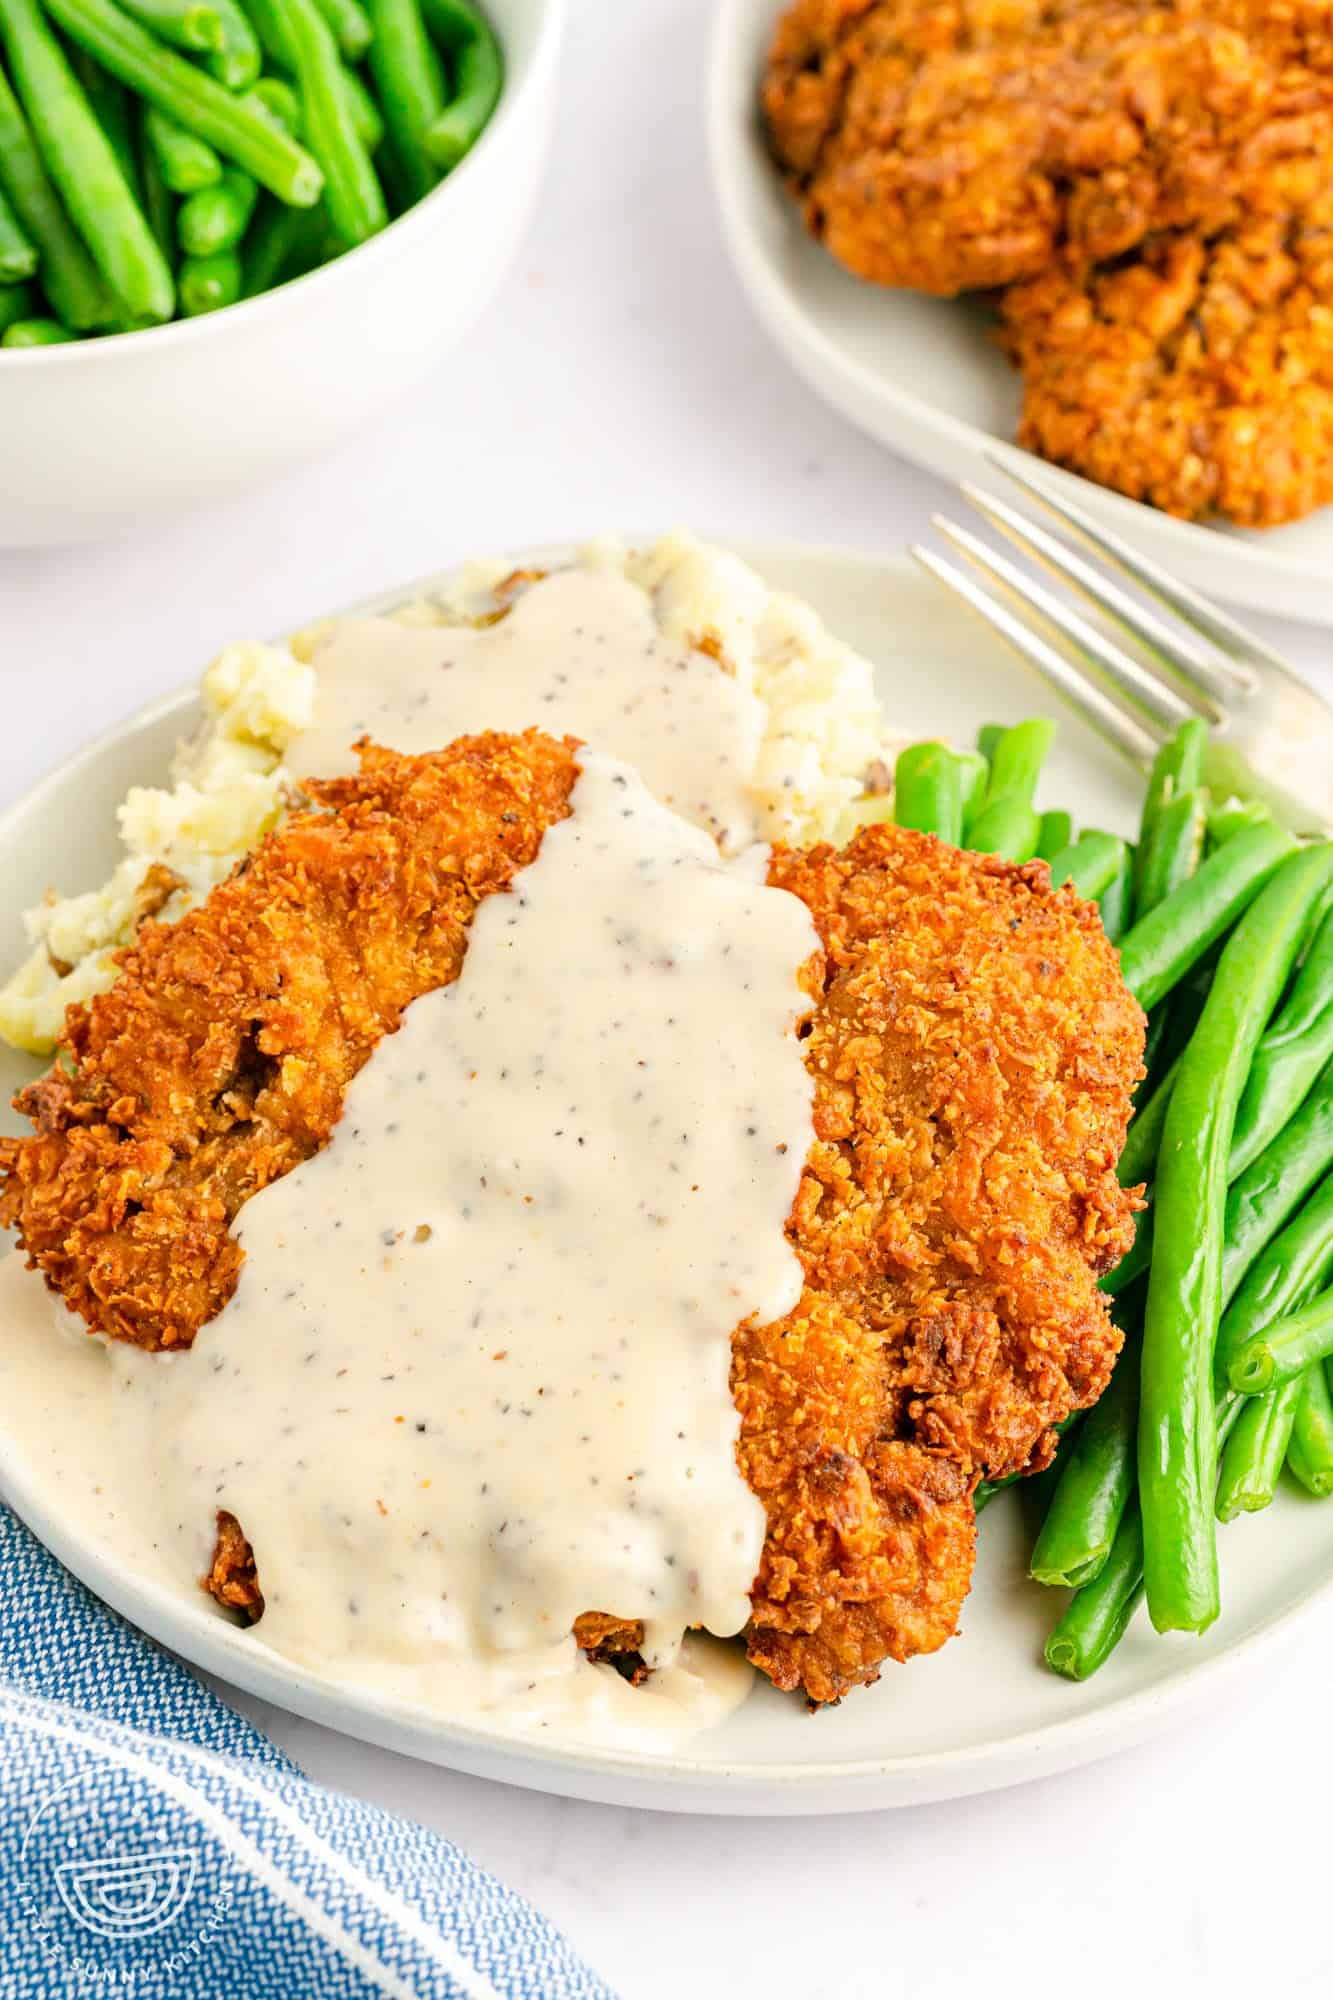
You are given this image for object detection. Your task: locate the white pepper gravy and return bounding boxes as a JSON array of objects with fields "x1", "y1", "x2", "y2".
[{"x1": 288, "y1": 568, "x2": 769, "y2": 854}]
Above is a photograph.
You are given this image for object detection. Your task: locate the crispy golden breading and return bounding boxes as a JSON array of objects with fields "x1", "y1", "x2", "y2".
[
  {"x1": 740, "y1": 829, "x2": 1143, "y2": 1700},
  {"x1": 763, "y1": 0, "x2": 1333, "y2": 296},
  {"x1": 0, "y1": 732, "x2": 582, "y2": 1350},
  {"x1": 2, "y1": 762, "x2": 1142, "y2": 1704},
  {"x1": 1001, "y1": 198, "x2": 1333, "y2": 523}
]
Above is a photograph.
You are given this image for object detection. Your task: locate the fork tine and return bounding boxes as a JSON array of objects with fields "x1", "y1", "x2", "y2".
[
  {"x1": 961, "y1": 480, "x2": 1227, "y2": 722},
  {"x1": 936, "y1": 508, "x2": 1199, "y2": 734},
  {"x1": 910, "y1": 543, "x2": 1162, "y2": 769},
  {"x1": 987, "y1": 456, "x2": 1268, "y2": 691}
]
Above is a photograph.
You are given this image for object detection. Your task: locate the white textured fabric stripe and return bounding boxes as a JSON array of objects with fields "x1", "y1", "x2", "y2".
[{"x1": 0, "y1": 1504, "x2": 616, "y2": 1999}]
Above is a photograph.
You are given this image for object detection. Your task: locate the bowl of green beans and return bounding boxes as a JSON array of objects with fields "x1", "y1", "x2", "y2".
[{"x1": 0, "y1": 0, "x2": 561, "y2": 544}]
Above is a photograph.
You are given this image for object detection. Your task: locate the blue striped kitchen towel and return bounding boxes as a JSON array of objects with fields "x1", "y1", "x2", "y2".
[{"x1": 0, "y1": 1504, "x2": 615, "y2": 1999}]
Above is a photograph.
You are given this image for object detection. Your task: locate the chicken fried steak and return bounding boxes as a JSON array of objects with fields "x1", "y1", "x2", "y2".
[
  {"x1": 763, "y1": 0, "x2": 1333, "y2": 297},
  {"x1": 1, "y1": 753, "x2": 1143, "y2": 1704},
  {"x1": 1001, "y1": 195, "x2": 1333, "y2": 524}
]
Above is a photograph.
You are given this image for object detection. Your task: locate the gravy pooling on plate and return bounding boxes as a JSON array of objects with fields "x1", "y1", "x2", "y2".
[{"x1": 0, "y1": 753, "x2": 819, "y2": 1749}]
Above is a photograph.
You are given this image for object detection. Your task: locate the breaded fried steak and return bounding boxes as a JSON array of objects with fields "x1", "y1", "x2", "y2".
[
  {"x1": 762, "y1": 0, "x2": 1333, "y2": 297},
  {"x1": 1, "y1": 749, "x2": 1143, "y2": 1703},
  {"x1": 1000, "y1": 196, "x2": 1333, "y2": 525}
]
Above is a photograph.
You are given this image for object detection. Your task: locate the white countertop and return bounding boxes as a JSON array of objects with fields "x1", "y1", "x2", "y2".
[{"x1": 3, "y1": 4, "x2": 1332, "y2": 1995}]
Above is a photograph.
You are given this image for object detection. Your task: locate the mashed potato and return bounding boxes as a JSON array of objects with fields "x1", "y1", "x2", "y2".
[{"x1": 0, "y1": 535, "x2": 896, "y2": 1056}]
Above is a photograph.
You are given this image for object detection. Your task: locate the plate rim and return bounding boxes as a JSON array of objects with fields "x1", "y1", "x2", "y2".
[
  {"x1": 705, "y1": 0, "x2": 1333, "y2": 605},
  {"x1": 3, "y1": 534, "x2": 1332, "y2": 1815}
]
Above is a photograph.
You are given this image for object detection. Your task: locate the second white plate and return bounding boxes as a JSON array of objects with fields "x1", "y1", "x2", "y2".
[{"x1": 707, "y1": 0, "x2": 1333, "y2": 627}]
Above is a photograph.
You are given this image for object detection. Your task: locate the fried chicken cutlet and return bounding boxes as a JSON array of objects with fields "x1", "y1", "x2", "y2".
[
  {"x1": 738, "y1": 830, "x2": 1142, "y2": 1698},
  {"x1": 763, "y1": 0, "x2": 1333, "y2": 297},
  {"x1": 1001, "y1": 194, "x2": 1333, "y2": 523},
  {"x1": 0, "y1": 742, "x2": 1143, "y2": 1703}
]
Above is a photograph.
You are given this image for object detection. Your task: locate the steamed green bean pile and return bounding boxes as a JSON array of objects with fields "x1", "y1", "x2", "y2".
[
  {"x1": 0, "y1": 0, "x2": 499, "y2": 339},
  {"x1": 894, "y1": 721, "x2": 1333, "y2": 1677}
]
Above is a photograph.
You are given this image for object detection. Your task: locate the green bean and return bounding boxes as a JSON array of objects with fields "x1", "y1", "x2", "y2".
[
  {"x1": 247, "y1": 75, "x2": 300, "y2": 133},
  {"x1": 1229, "y1": 905, "x2": 1333, "y2": 1179},
  {"x1": 1221, "y1": 1068, "x2": 1333, "y2": 1309},
  {"x1": 312, "y1": 0, "x2": 371, "y2": 59},
  {"x1": 0, "y1": 0, "x2": 174, "y2": 321},
  {"x1": 418, "y1": 0, "x2": 486, "y2": 42},
  {"x1": 964, "y1": 796, "x2": 1041, "y2": 861},
  {"x1": 178, "y1": 244, "x2": 239, "y2": 310},
  {"x1": 1288, "y1": 1363, "x2": 1333, "y2": 1497},
  {"x1": 1226, "y1": 1283, "x2": 1333, "y2": 1395},
  {"x1": 1137, "y1": 1007, "x2": 1173, "y2": 1097},
  {"x1": 1046, "y1": 831, "x2": 1128, "y2": 903},
  {"x1": 1209, "y1": 796, "x2": 1273, "y2": 849},
  {"x1": 0, "y1": 273, "x2": 33, "y2": 324},
  {"x1": 421, "y1": 0, "x2": 500, "y2": 170},
  {"x1": 201, "y1": 0, "x2": 261, "y2": 87},
  {"x1": 1117, "y1": 822, "x2": 1298, "y2": 1012},
  {"x1": 1140, "y1": 719, "x2": 1207, "y2": 841},
  {"x1": 1139, "y1": 844, "x2": 1333, "y2": 1633},
  {"x1": 0, "y1": 57, "x2": 114, "y2": 324},
  {"x1": 1044, "y1": 1503, "x2": 1145, "y2": 1680},
  {"x1": 1216, "y1": 1374, "x2": 1305, "y2": 1520},
  {"x1": 1133, "y1": 786, "x2": 1207, "y2": 923},
  {"x1": 240, "y1": 190, "x2": 329, "y2": 291},
  {"x1": 339, "y1": 60, "x2": 382, "y2": 150},
  {"x1": 1031, "y1": 1324, "x2": 1140, "y2": 1588},
  {"x1": 985, "y1": 718, "x2": 1054, "y2": 804},
  {"x1": 136, "y1": 101, "x2": 172, "y2": 258},
  {"x1": 143, "y1": 104, "x2": 220, "y2": 191},
  {"x1": 240, "y1": 0, "x2": 291, "y2": 63},
  {"x1": 1216, "y1": 1170, "x2": 1333, "y2": 1388},
  {"x1": 1, "y1": 312, "x2": 72, "y2": 342},
  {"x1": 1097, "y1": 844, "x2": 1134, "y2": 943},
  {"x1": 0, "y1": 173, "x2": 32, "y2": 277},
  {"x1": 893, "y1": 742, "x2": 964, "y2": 843},
  {"x1": 178, "y1": 163, "x2": 256, "y2": 253},
  {"x1": 1036, "y1": 810, "x2": 1072, "y2": 862},
  {"x1": 242, "y1": 17, "x2": 380, "y2": 153},
  {"x1": 120, "y1": 0, "x2": 223, "y2": 51},
  {"x1": 1114, "y1": 977, "x2": 1312, "y2": 1213},
  {"x1": 43, "y1": 0, "x2": 322, "y2": 205},
  {"x1": 71, "y1": 48, "x2": 139, "y2": 194},
  {"x1": 240, "y1": 190, "x2": 297, "y2": 292},
  {"x1": 272, "y1": 0, "x2": 384, "y2": 243},
  {"x1": 1118, "y1": 1056, "x2": 1179, "y2": 1190},
  {"x1": 1044, "y1": 1392, "x2": 1253, "y2": 1680},
  {"x1": 367, "y1": 0, "x2": 444, "y2": 203}
]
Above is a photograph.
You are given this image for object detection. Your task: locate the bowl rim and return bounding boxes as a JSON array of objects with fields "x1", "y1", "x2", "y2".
[{"x1": 0, "y1": 0, "x2": 564, "y2": 369}]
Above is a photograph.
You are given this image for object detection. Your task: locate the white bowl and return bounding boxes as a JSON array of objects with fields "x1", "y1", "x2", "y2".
[
  {"x1": 0, "y1": 0, "x2": 563, "y2": 548},
  {"x1": 708, "y1": 0, "x2": 1333, "y2": 626}
]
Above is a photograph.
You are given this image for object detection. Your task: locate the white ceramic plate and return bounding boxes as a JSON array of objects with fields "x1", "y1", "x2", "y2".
[
  {"x1": 707, "y1": 0, "x2": 1333, "y2": 628},
  {"x1": 3, "y1": 541, "x2": 1332, "y2": 1817}
]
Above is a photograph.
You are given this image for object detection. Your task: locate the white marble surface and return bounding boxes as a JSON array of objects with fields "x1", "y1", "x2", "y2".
[{"x1": 4, "y1": 4, "x2": 1333, "y2": 1995}]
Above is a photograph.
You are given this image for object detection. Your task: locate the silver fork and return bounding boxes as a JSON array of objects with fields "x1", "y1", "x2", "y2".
[{"x1": 911, "y1": 461, "x2": 1333, "y2": 836}]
